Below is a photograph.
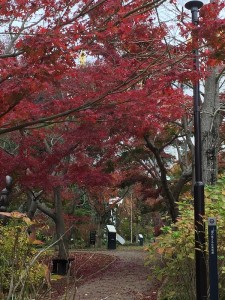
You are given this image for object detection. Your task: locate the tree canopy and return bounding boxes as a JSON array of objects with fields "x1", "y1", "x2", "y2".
[{"x1": 0, "y1": 0, "x2": 225, "y2": 222}]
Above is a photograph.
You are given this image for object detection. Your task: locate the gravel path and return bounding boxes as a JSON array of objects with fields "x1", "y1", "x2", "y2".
[{"x1": 69, "y1": 249, "x2": 156, "y2": 300}]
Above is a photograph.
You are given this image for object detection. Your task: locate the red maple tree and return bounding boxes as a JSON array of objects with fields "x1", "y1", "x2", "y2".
[{"x1": 0, "y1": 1, "x2": 225, "y2": 251}]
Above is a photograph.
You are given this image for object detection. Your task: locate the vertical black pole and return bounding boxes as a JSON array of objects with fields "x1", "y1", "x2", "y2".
[{"x1": 185, "y1": 1, "x2": 208, "y2": 299}]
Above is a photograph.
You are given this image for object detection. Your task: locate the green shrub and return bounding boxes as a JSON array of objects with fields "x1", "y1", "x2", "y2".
[
  {"x1": 0, "y1": 219, "x2": 47, "y2": 299},
  {"x1": 146, "y1": 175, "x2": 225, "y2": 300}
]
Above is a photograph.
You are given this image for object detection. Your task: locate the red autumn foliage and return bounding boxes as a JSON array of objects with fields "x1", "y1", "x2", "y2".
[{"x1": 0, "y1": 1, "x2": 224, "y2": 221}]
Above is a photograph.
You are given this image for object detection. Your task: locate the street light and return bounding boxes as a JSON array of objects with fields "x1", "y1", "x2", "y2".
[{"x1": 185, "y1": 1, "x2": 208, "y2": 299}]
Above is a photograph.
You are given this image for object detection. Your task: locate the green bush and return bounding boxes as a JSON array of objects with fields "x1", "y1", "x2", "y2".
[
  {"x1": 0, "y1": 219, "x2": 47, "y2": 299},
  {"x1": 146, "y1": 175, "x2": 225, "y2": 300}
]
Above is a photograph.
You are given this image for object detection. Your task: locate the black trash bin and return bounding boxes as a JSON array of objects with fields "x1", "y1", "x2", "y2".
[
  {"x1": 106, "y1": 225, "x2": 117, "y2": 250},
  {"x1": 52, "y1": 258, "x2": 75, "y2": 275},
  {"x1": 138, "y1": 234, "x2": 144, "y2": 246},
  {"x1": 90, "y1": 230, "x2": 96, "y2": 246}
]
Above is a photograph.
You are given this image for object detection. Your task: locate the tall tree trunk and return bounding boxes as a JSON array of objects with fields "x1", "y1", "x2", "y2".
[
  {"x1": 54, "y1": 186, "x2": 69, "y2": 259},
  {"x1": 202, "y1": 68, "x2": 221, "y2": 185},
  {"x1": 201, "y1": 1, "x2": 221, "y2": 185}
]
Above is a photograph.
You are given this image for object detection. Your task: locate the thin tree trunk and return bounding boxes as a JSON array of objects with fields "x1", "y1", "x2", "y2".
[
  {"x1": 54, "y1": 186, "x2": 68, "y2": 259},
  {"x1": 144, "y1": 136, "x2": 178, "y2": 222},
  {"x1": 96, "y1": 215, "x2": 103, "y2": 248}
]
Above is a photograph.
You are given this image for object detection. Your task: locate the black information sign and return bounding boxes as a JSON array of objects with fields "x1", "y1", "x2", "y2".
[{"x1": 208, "y1": 217, "x2": 219, "y2": 300}]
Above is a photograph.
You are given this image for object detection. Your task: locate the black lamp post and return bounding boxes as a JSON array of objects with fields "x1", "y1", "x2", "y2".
[{"x1": 185, "y1": 1, "x2": 208, "y2": 299}]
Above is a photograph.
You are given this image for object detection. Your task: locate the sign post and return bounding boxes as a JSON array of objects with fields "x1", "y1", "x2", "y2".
[{"x1": 208, "y1": 217, "x2": 219, "y2": 300}]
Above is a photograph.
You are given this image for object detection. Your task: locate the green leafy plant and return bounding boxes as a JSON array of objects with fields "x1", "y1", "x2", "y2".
[
  {"x1": 0, "y1": 214, "x2": 48, "y2": 299},
  {"x1": 147, "y1": 200, "x2": 195, "y2": 300},
  {"x1": 147, "y1": 175, "x2": 225, "y2": 300}
]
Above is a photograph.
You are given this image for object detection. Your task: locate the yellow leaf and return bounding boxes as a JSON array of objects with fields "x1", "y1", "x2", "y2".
[
  {"x1": 11, "y1": 211, "x2": 27, "y2": 218},
  {"x1": 166, "y1": 247, "x2": 174, "y2": 255},
  {"x1": 157, "y1": 248, "x2": 164, "y2": 255},
  {"x1": 22, "y1": 217, "x2": 34, "y2": 225},
  {"x1": 79, "y1": 51, "x2": 86, "y2": 65},
  {"x1": 51, "y1": 274, "x2": 64, "y2": 280},
  {"x1": 31, "y1": 239, "x2": 44, "y2": 245}
]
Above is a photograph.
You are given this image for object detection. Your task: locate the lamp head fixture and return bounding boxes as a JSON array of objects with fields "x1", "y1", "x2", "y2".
[
  {"x1": 185, "y1": 1, "x2": 203, "y2": 10},
  {"x1": 185, "y1": 1, "x2": 204, "y2": 24}
]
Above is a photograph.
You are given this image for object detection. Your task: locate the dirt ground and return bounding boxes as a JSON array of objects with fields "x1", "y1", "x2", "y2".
[{"x1": 64, "y1": 249, "x2": 158, "y2": 300}]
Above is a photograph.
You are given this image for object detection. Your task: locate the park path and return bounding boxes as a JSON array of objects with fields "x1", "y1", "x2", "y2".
[{"x1": 67, "y1": 249, "x2": 157, "y2": 300}]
